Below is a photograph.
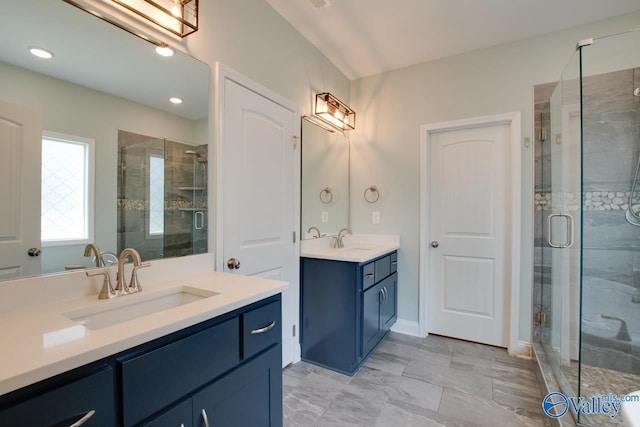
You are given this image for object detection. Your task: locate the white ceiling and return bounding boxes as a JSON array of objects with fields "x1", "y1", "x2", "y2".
[{"x1": 266, "y1": 0, "x2": 640, "y2": 80}]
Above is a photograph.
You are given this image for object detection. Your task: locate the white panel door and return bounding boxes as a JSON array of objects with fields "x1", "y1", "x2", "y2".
[
  {"x1": 221, "y1": 77, "x2": 297, "y2": 366},
  {"x1": 428, "y1": 124, "x2": 510, "y2": 347},
  {"x1": 0, "y1": 101, "x2": 42, "y2": 280}
]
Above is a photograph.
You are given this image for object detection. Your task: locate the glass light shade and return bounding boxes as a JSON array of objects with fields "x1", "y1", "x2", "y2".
[
  {"x1": 314, "y1": 92, "x2": 356, "y2": 131},
  {"x1": 109, "y1": 0, "x2": 198, "y2": 37}
]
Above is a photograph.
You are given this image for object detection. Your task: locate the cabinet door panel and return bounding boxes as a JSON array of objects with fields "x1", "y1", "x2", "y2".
[
  {"x1": 362, "y1": 282, "x2": 382, "y2": 356},
  {"x1": 381, "y1": 273, "x2": 397, "y2": 332},
  {"x1": 0, "y1": 367, "x2": 114, "y2": 427},
  {"x1": 193, "y1": 345, "x2": 282, "y2": 427},
  {"x1": 143, "y1": 399, "x2": 192, "y2": 427}
]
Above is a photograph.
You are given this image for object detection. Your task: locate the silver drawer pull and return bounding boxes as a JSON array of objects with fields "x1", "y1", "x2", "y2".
[
  {"x1": 251, "y1": 320, "x2": 276, "y2": 335},
  {"x1": 364, "y1": 274, "x2": 374, "y2": 279},
  {"x1": 391, "y1": 261, "x2": 397, "y2": 265},
  {"x1": 69, "y1": 410, "x2": 95, "y2": 427},
  {"x1": 201, "y1": 409, "x2": 210, "y2": 427}
]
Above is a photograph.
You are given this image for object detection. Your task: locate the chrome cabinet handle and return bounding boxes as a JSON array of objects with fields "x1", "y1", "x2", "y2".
[
  {"x1": 382, "y1": 287, "x2": 388, "y2": 303},
  {"x1": 547, "y1": 213, "x2": 574, "y2": 248},
  {"x1": 251, "y1": 320, "x2": 276, "y2": 335},
  {"x1": 364, "y1": 273, "x2": 374, "y2": 279},
  {"x1": 391, "y1": 261, "x2": 398, "y2": 265},
  {"x1": 69, "y1": 410, "x2": 95, "y2": 427},
  {"x1": 201, "y1": 409, "x2": 210, "y2": 427},
  {"x1": 227, "y1": 258, "x2": 241, "y2": 270},
  {"x1": 430, "y1": 241, "x2": 439, "y2": 248}
]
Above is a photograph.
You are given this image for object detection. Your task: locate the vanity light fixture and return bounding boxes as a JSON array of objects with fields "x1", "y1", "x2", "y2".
[
  {"x1": 29, "y1": 47, "x2": 54, "y2": 59},
  {"x1": 169, "y1": 97, "x2": 183, "y2": 104},
  {"x1": 314, "y1": 92, "x2": 356, "y2": 131}
]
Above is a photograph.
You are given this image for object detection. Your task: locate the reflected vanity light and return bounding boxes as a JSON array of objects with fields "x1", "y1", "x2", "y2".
[
  {"x1": 314, "y1": 92, "x2": 356, "y2": 131},
  {"x1": 29, "y1": 47, "x2": 54, "y2": 59},
  {"x1": 155, "y1": 44, "x2": 174, "y2": 56},
  {"x1": 169, "y1": 97, "x2": 183, "y2": 104}
]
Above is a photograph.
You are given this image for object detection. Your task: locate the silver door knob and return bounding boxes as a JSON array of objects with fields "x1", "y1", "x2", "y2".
[
  {"x1": 27, "y1": 248, "x2": 41, "y2": 257},
  {"x1": 430, "y1": 241, "x2": 439, "y2": 248},
  {"x1": 227, "y1": 258, "x2": 241, "y2": 270}
]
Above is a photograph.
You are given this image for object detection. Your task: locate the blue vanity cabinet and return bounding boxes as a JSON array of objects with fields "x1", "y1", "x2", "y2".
[
  {"x1": 0, "y1": 365, "x2": 115, "y2": 427},
  {"x1": 0, "y1": 294, "x2": 283, "y2": 427},
  {"x1": 300, "y1": 251, "x2": 397, "y2": 375}
]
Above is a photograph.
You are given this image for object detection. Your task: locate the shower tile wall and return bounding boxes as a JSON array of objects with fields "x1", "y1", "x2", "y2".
[{"x1": 580, "y1": 68, "x2": 640, "y2": 375}]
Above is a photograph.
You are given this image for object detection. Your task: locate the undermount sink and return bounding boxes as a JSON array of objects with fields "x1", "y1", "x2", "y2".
[
  {"x1": 338, "y1": 247, "x2": 373, "y2": 252},
  {"x1": 64, "y1": 286, "x2": 219, "y2": 330}
]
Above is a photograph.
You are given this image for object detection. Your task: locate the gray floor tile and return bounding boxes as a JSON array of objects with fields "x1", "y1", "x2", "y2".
[{"x1": 284, "y1": 334, "x2": 549, "y2": 426}]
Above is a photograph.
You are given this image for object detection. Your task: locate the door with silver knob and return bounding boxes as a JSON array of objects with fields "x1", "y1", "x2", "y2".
[
  {"x1": 430, "y1": 241, "x2": 439, "y2": 248},
  {"x1": 227, "y1": 258, "x2": 241, "y2": 270}
]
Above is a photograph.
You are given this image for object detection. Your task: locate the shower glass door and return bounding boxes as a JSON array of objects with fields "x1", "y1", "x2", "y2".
[{"x1": 542, "y1": 48, "x2": 582, "y2": 410}]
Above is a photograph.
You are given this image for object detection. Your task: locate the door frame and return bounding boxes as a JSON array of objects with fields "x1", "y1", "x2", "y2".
[
  {"x1": 419, "y1": 112, "x2": 523, "y2": 355},
  {"x1": 214, "y1": 63, "x2": 301, "y2": 363}
]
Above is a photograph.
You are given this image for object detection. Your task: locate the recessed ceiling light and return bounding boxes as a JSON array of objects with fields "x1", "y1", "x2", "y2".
[
  {"x1": 155, "y1": 45, "x2": 174, "y2": 57},
  {"x1": 29, "y1": 47, "x2": 54, "y2": 59},
  {"x1": 169, "y1": 97, "x2": 183, "y2": 104}
]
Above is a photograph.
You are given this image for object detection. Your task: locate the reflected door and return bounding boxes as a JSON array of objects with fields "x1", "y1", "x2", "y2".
[{"x1": 0, "y1": 101, "x2": 42, "y2": 279}]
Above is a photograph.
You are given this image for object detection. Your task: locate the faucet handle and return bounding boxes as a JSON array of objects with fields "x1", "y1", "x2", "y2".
[
  {"x1": 86, "y1": 268, "x2": 116, "y2": 299},
  {"x1": 128, "y1": 262, "x2": 151, "y2": 293}
]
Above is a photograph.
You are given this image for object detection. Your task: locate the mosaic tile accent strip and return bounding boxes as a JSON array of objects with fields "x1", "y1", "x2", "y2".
[
  {"x1": 535, "y1": 191, "x2": 638, "y2": 212},
  {"x1": 117, "y1": 199, "x2": 207, "y2": 211}
]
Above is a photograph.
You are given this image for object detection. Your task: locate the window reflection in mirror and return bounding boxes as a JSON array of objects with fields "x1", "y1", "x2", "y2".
[{"x1": 301, "y1": 118, "x2": 350, "y2": 239}]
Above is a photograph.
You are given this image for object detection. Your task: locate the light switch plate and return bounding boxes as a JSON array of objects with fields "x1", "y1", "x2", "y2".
[{"x1": 321, "y1": 211, "x2": 329, "y2": 223}]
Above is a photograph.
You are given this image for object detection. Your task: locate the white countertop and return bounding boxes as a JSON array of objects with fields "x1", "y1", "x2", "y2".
[
  {"x1": 301, "y1": 234, "x2": 400, "y2": 263},
  {"x1": 0, "y1": 265, "x2": 287, "y2": 396}
]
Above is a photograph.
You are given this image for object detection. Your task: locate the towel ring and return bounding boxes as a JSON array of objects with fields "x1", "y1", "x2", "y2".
[
  {"x1": 319, "y1": 187, "x2": 333, "y2": 204},
  {"x1": 364, "y1": 185, "x2": 380, "y2": 203}
]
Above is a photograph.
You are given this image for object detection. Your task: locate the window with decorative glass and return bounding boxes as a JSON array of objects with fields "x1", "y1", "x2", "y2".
[{"x1": 41, "y1": 132, "x2": 94, "y2": 245}]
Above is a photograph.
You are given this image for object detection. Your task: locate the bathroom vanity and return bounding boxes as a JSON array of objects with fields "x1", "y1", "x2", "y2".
[
  {"x1": 0, "y1": 255, "x2": 287, "y2": 426},
  {"x1": 300, "y1": 237, "x2": 399, "y2": 375}
]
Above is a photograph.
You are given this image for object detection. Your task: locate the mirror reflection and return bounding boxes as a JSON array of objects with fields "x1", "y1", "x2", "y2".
[
  {"x1": 301, "y1": 118, "x2": 350, "y2": 239},
  {"x1": 0, "y1": 1, "x2": 210, "y2": 281}
]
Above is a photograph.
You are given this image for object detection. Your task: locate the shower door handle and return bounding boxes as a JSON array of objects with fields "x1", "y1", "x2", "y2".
[
  {"x1": 195, "y1": 211, "x2": 204, "y2": 230},
  {"x1": 547, "y1": 213, "x2": 574, "y2": 248}
]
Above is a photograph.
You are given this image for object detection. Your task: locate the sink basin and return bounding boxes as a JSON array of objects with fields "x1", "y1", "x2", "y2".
[
  {"x1": 64, "y1": 286, "x2": 219, "y2": 330},
  {"x1": 338, "y1": 247, "x2": 373, "y2": 252}
]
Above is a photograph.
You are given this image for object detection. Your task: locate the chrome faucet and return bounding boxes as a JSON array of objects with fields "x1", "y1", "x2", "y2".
[
  {"x1": 307, "y1": 226, "x2": 321, "y2": 238},
  {"x1": 116, "y1": 248, "x2": 150, "y2": 294},
  {"x1": 336, "y1": 227, "x2": 352, "y2": 248},
  {"x1": 84, "y1": 243, "x2": 103, "y2": 267}
]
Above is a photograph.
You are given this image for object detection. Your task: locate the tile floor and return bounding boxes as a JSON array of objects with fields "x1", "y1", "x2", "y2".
[{"x1": 283, "y1": 332, "x2": 551, "y2": 426}]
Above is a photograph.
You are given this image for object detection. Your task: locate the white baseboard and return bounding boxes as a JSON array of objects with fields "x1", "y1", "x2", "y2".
[
  {"x1": 391, "y1": 319, "x2": 422, "y2": 337},
  {"x1": 509, "y1": 340, "x2": 532, "y2": 359}
]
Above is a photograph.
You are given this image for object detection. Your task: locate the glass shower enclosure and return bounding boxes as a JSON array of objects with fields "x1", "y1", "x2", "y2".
[{"x1": 534, "y1": 29, "x2": 640, "y2": 426}]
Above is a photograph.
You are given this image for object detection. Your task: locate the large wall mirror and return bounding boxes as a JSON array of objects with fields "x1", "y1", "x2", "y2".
[
  {"x1": 0, "y1": 1, "x2": 210, "y2": 281},
  {"x1": 301, "y1": 118, "x2": 350, "y2": 239}
]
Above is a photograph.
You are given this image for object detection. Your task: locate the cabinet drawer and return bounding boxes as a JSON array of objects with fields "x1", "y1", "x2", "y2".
[
  {"x1": 374, "y1": 255, "x2": 391, "y2": 281},
  {"x1": 0, "y1": 366, "x2": 114, "y2": 427},
  {"x1": 390, "y1": 252, "x2": 398, "y2": 273},
  {"x1": 243, "y1": 300, "x2": 281, "y2": 360},
  {"x1": 120, "y1": 318, "x2": 239, "y2": 426},
  {"x1": 362, "y1": 262, "x2": 375, "y2": 289}
]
